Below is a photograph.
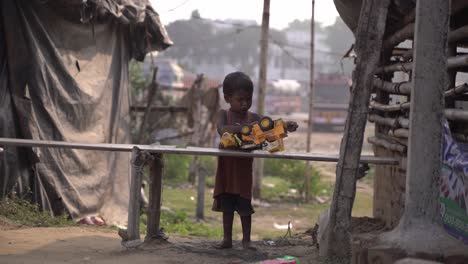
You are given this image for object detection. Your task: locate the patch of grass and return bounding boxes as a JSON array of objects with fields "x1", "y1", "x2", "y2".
[
  {"x1": 140, "y1": 210, "x2": 222, "y2": 238},
  {"x1": 360, "y1": 164, "x2": 375, "y2": 186},
  {"x1": 352, "y1": 191, "x2": 373, "y2": 217},
  {"x1": 0, "y1": 198, "x2": 73, "y2": 227},
  {"x1": 262, "y1": 177, "x2": 291, "y2": 202}
]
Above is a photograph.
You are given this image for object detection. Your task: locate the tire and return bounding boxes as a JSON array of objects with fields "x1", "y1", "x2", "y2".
[
  {"x1": 259, "y1": 116, "x2": 274, "y2": 131},
  {"x1": 241, "y1": 124, "x2": 252, "y2": 136}
]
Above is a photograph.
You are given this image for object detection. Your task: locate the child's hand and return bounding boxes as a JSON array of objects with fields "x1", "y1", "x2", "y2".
[{"x1": 286, "y1": 121, "x2": 298, "y2": 132}]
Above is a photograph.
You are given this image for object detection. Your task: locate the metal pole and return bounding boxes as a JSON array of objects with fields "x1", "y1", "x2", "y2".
[
  {"x1": 253, "y1": 0, "x2": 270, "y2": 199},
  {"x1": 304, "y1": 0, "x2": 315, "y2": 202}
]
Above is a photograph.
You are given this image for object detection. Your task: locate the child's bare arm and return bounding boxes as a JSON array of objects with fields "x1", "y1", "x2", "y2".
[{"x1": 216, "y1": 110, "x2": 242, "y2": 135}]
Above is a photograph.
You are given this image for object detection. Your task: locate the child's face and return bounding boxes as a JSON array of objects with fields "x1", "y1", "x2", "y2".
[{"x1": 226, "y1": 90, "x2": 252, "y2": 114}]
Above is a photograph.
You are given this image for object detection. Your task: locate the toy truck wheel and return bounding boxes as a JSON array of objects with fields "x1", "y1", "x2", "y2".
[
  {"x1": 241, "y1": 125, "x2": 252, "y2": 136},
  {"x1": 259, "y1": 116, "x2": 274, "y2": 131}
]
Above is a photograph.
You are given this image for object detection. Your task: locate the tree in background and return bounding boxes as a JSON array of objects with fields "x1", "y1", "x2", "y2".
[
  {"x1": 325, "y1": 16, "x2": 354, "y2": 55},
  {"x1": 161, "y1": 10, "x2": 287, "y2": 78},
  {"x1": 324, "y1": 17, "x2": 355, "y2": 75}
]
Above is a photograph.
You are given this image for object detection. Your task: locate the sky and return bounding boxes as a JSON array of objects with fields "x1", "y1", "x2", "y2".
[{"x1": 150, "y1": 0, "x2": 340, "y2": 30}]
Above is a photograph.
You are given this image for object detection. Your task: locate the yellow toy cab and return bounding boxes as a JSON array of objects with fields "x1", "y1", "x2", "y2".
[{"x1": 220, "y1": 116, "x2": 289, "y2": 153}]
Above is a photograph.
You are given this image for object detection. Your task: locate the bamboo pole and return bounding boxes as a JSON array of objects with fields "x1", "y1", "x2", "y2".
[
  {"x1": 188, "y1": 75, "x2": 204, "y2": 185},
  {"x1": 368, "y1": 136, "x2": 406, "y2": 153},
  {"x1": 370, "y1": 108, "x2": 468, "y2": 123},
  {"x1": 369, "y1": 101, "x2": 410, "y2": 112},
  {"x1": 304, "y1": 0, "x2": 316, "y2": 202},
  {"x1": 137, "y1": 68, "x2": 159, "y2": 143},
  {"x1": 373, "y1": 78, "x2": 412, "y2": 95},
  {"x1": 127, "y1": 147, "x2": 149, "y2": 242},
  {"x1": 368, "y1": 115, "x2": 409, "y2": 129},
  {"x1": 383, "y1": 23, "x2": 414, "y2": 51},
  {"x1": 390, "y1": 128, "x2": 409, "y2": 139},
  {"x1": 253, "y1": 0, "x2": 271, "y2": 200},
  {"x1": 373, "y1": 79, "x2": 468, "y2": 97},
  {"x1": 377, "y1": 54, "x2": 468, "y2": 74},
  {"x1": 319, "y1": 0, "x2": 390, "y2": 259},
  {"x1": 444, "y1": 108, "x2": 468, "y2": 122},
  {"x1": 146, "y1": 153, "x2": 164, "y2": 241},
  {"x1": 195, "y1": 78, "x2": 209, "y2": 220},
  {"x1": 399, "y1": 24, "x2": 468, "y2": 60}
]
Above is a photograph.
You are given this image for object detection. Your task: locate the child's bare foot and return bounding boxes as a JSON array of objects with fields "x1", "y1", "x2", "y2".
[
  {"x1": 214, "y1": 239, "x2": 232, "y2": 249},
  {"x1": 242, "y1": 240, "x2": 257, "y2": 251}
]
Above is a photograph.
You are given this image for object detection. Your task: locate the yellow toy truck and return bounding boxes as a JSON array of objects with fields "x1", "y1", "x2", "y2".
[{"x1": 220, "y1": 116, "x2": 289, "y2": 153}]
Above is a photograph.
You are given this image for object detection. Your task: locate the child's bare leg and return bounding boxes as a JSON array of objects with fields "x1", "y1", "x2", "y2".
[
  {"x1": 240, "y1": 215, "x2": 256, "y2": 250},
  {"x1": 215, "y1": 212, "x2": 234, "y2": 249}
]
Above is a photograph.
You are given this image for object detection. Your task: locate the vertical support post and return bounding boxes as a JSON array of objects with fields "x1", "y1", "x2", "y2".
[
  {"x1": 320, "y1": 0, "x2": 390, "y2": 259},
  {"x1": 137, "y1": 67, "x2": 159, "y2": 144},
  {"x1": 304, "y1": 0, "x2": 316, "y2": 202},
  {"x1": 128, "y1": 147, "x2": 145, "y2": 241},
  {"x1": 253, "y1": 0, "x2": 271, "y2": 200},
  {"x1": 445, "y1": 43, "x2": 457, "y2": 108},
  {"x1": 381, "y1": 0, "x2": 467, "y2": 256},
  {"x1": 189, "y1": 75, "x2": 203, "y2": 185},
  {"x1": 196, "y1": 163, "x2": 205, "y2": 220},
  {"x1": 146, "y1": 153, "x2": 164, "y2": 240},
  {"x1": 401, "y1": 0, "x2": 449, "y2": 228}
]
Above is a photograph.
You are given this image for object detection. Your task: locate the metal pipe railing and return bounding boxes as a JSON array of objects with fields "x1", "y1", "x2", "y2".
[{"x1": 0, "y1": 137, "x2": 399, "y2": 248}]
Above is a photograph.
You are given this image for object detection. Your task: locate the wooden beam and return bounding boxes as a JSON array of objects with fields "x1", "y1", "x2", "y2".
[
  {"x1": 127, "y1": 147, "x2": 150, "y2": 243},
  {"x1": 146, "y1": 154, "x2": 164, "y2": 241},
  {"x1": 381, "y1": 0, "x2": 467, "y2": 256},
  {"x1": 368, "y1": 136, "x2": 407, "y2": 153},
  {"x1": 130, "y1": 106, "x2": 188, "y2": 113},
  {"x1": 377, "y1": 54, "x2": 468, "y2": 73},
  {"x1": 319, "y1": 0, "x2": 391, "y2": 259},
  {"x1": 0, "y1": 138, "x2": 399, "y2": 165}
]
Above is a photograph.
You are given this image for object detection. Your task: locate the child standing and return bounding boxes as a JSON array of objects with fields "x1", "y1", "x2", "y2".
[{"x1": 212, "y1": 71, "x2": 297, "y2": 250}]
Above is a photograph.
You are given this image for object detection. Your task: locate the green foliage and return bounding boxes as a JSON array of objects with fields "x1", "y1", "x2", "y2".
[
  {"x1": 129, "y1": 60, "x2": 150, "y2": 97},
  {"x1": 0, "y1": 198, "x2": 73, "y2": 227},
  {"x1": 325, "y1": 16, "x2": 355, "y2": 58},
  {"x1": 163, "y1": 18, "x2": 287, "y2": 76},
  {"x1": 163, "y1": 154, "x2": 193, "y2": 185},
  {"x1": 199, "y1": 156, "x2": 217, "y2": 177},
  {"x1": 263, "y1": 159, "x2": 328, "y2": 199},
  {"x1": 160, "y1": 210, "x2": 221, "y2": 237},
  {"x1": 361, "y1": 164, "x2": 375, "y2": 186},
  {"x1": 139, "y1": 209, "x2": 221, "y2": 238},
  {"x1": 261, "y1": 177, "x2": 291, "y2": 202}
]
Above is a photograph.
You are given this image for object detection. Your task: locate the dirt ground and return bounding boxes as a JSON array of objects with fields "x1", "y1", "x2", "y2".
[
  {"x1": 0, "y1": 217, "x2": 386, "y2": 264},
  {"x1": 0, "y1": 224, "x2": 319, "y2": 264},
  {"x1": 0, "y1": 130, "x2": 377, "y2": 264}
]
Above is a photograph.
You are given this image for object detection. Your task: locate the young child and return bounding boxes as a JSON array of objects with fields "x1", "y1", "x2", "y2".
[{"x1": 212, "y1": 71, "x2": 298, "y2": 250}]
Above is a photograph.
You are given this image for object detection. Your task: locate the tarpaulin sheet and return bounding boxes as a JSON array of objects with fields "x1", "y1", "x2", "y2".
[
  {"x1": 0, "y1": 0, "x2": 171, "y2": 225},
  {"x1": 441, "y1": 120, "x2": 468, "y2": 244}
]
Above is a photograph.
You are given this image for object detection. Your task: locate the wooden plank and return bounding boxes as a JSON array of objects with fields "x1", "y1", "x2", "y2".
[
  {"x1": 127, "y1": 147, "x2": 144, "y2": 241},
  {"x1": 319, "y1": 0, "x2": 391, "y2": 259},
  {"x1": 146, "y1": 154, "x2": 164, "y2": 241},
  {"x1": 130, "y1": 106, "x2": 188, "y2": 113}
]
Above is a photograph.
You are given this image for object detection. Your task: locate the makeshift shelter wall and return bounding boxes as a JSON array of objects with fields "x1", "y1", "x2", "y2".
[{"x1": 0, "y1": 0, "x2": 171, "y2": 225}]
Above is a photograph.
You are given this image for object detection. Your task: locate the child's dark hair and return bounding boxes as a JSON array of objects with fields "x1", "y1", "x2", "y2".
[{"x1": 222, "y1": 71, "x2": 254, "y2": 96}]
